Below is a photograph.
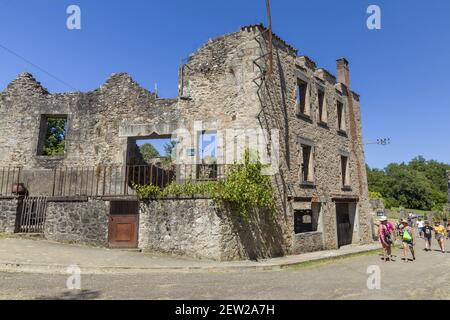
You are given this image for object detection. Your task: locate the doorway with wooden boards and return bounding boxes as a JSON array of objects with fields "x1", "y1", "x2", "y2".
[
  {"x1": 108, "y1": 200, "x2": 139, "y2": 248},
  {"x1": 335, "y1": 202, "x2": 357, "y2": 248}
]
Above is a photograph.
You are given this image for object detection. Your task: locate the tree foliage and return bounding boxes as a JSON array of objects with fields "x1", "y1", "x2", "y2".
[
  {"x1": 367, "y1": 156, "x2": 450, "y2": 211},
  {"x1": 139, "y1": 143, "x2": 160, "y2": 162},
  {"x1": 43, "y1": 118, "x2": 67, "y2": 156}
]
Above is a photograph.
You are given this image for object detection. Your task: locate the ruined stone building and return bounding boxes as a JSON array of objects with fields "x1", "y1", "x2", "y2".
[{"x1": 0, "y1": 25, "x2": 373, "y2": 260}]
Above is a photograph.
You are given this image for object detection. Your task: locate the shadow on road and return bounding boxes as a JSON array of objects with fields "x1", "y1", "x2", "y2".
[{"x1": 36, "y1": 290, "x2": 101, "y2": 300}]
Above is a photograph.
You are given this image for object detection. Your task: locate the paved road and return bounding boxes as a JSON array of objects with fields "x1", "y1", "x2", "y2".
[{"x1": 1, "y1": 239, "x2": 450, "y2": 300}]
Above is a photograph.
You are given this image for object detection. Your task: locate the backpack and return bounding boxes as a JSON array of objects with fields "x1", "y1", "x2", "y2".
[{"x1": 402, "y1": 228, "x2": 412, "y2": 241}]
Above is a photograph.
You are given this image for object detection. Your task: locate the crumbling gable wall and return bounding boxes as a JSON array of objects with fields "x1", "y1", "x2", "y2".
[{"x1": 0, "y1": 73, "x2": 179, "y2": 169}]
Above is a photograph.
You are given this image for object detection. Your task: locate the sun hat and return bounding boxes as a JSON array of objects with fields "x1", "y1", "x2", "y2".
[{"x1": 379, "y1": 216, "x2": 387, "y2": 222}]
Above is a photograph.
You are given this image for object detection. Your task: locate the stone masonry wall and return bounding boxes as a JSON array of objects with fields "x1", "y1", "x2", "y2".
[
  {"x1": 242, "y1": 25, "x2": 373, "y2": 250},
  {"x1": 44, "y1": 199, "x2": 109, "y2": 246},
  {"x1": 139, "y1": 199, "x2": 285, "y2": 261},
  {"x1": 0, "y1": 198, "x2": 18, "y2": 233},
  {"x1": 0, "y1": 25, "x2": 373, "y2": 256}
]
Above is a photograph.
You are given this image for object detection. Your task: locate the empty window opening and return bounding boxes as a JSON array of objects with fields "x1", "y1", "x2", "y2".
[
  {"x1": 127, "y1": 135, "x2": 177, "y2": 188},
  {"x1": 132, "y1": 136, "x2": 177, "y2": 166},
  {"x1": 341, "y1": 155, "x2": 350, "y2": 187},
  {"x1": 197, "y1": 131, "x2": 218, "y2": 180},
  {"x1": 294, "y1": 209, "x2": 316, "y2": 233},
  {"x1": 300, "y1": 144, "x2": 314, "y2": 183},
  {"x1": 318, "y1": 90, "x2": 327, "y2": 123},
  {"x1": 38, "y1": 115, "x2": 68, "y2": 156},
  {"x1": 198, "y1": 131, "x2": 217, "y2": 165},
  {"x1": 337, "y1": 101, "x2": 346, "y2": 132},
  {"x1": 296, "y1": 79, "x2": 310, "y2": 116}
]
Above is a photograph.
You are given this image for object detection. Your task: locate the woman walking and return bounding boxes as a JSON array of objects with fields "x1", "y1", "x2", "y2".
[
  {"x1": 423, "y1": 221, "x2": 433, "y2": 251},
  {"x1": 433, "y1": 221, "x2": 447, "y2": 253},
  {"x1": 400, "y1": 220, "x2": 415, "y2": 262},
  {"x1": 378, "y1": 216, "x2": 393, "y2": 261}
]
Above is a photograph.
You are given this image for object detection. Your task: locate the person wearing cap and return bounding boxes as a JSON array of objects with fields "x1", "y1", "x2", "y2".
[
  {"x1": 378, "y1": 216, "x2": 393, "y2": 261},
  {"x1": 423, "y1": 221, "x2": 433, "y2": 251},
  {"x1": 400, "y1": 219, "x2": 416, "y2": 262},
  {"x1": 433, "y1": 221, "x2": 447, "y2": 253}
]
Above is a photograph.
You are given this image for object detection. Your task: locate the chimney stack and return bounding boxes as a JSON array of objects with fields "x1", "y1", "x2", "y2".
[{"x1": 336, "y1": 58, "x2": 350, "y2": 87}]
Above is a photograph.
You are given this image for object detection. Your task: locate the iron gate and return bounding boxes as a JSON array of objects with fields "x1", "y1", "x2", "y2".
[{"x1": 18, "y1": 196, "x2": 48, "y2": 233}]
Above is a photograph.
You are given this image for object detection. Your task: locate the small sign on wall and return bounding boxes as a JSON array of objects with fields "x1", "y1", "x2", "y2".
[{"x1": 187, "y1": 148, "x2": 195, "y2": 157}]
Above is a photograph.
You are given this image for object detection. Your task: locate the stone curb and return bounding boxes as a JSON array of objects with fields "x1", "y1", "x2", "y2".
[{"x1": 0, "y1": 247, "x2": 380, "y2": 275}]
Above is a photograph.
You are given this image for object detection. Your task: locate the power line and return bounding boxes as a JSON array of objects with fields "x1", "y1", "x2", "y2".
[{"x1": 0, "y1": 43, "x2": 79, "y2": 91}]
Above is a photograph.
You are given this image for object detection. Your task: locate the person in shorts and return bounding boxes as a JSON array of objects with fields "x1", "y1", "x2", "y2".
[
  {"x1": 416, "y1": 218, "x2": 425, "y2": 238},
  {"x1": 433, "y1": 221, "x2": 447, "y2": 253},
  {"x1": 378, "y1": 216, "x2": 393, "y2": 261},
  {"x1": 423, "y1": 221, "x2": 433, "y2": 251},
  {"x1": 400, "y1": 219, "x2": 415, "y2": 262}
]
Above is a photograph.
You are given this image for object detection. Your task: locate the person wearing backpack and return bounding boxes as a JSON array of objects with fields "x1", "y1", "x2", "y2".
[
  {"x1": 378, "y1": 216, "x2": 393, "y2": 261},
  {"x1": 400, "y1": 219, "x2": 415, "y2": 262}
]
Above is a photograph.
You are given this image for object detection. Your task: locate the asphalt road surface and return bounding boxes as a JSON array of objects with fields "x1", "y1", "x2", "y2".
[{"x1": 1, "y1": 239, "x2": 450, "y2": 300}]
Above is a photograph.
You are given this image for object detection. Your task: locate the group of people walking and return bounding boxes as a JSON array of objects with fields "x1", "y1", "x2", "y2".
[{"x1": 378, "y1": 216, "x2": 449, "y2": 262}]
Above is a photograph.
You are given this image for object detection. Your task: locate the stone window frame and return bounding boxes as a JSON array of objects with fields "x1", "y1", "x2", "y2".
[
  {"x1": 316, "y1": 84, "x2": 328, "y2": 127},
  {"x1": 336, "y1": 96, "x2": 347, "y2": 136},
  {"x1": 298, "y1": 137, "x2": 315, "y2": 187},
  {"x1": 36, "y1": 114, "x2": 70, "y2": 158},
  {"x1": 339, "y1": 150, "x2": 351, "y2": 190},
  {"x1": 295, "y1": 71, "x2": 312, "y2": 122}
]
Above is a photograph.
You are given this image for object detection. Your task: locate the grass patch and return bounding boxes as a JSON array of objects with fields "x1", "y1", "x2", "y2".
[
  {"x1": 0, "y1": 233, "x2": 12, "y2": 240},
  {"x1": 285, "y1": 248, "x2": 383, "y2": 271}
]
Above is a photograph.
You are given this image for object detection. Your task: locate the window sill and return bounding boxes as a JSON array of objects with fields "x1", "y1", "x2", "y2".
[
  {"x1": 295, "y1": 230, "x2": 321, "y2": 236},
  {"x1": 318, "y1": 121, "x2": 329, "y2": 129},
  {"x1": 35, "y1": 155, "x2": 65, "y2": 160},
  {"x1": 337, "y1": 129, "x2": 348, "y2": 137},
  {"x1": 300, "y1": 181, "x2": 316, "y2": 189},
  {"x1": 296, "y1": 113, "x2": 313, "y2": 123}
]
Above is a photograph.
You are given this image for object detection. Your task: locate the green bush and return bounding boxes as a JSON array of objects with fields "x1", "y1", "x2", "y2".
[{"x1": 134, "y1": 149, "x2": 275, "y2": 221}]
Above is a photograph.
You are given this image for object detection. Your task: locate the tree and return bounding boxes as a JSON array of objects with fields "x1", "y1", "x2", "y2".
[
  {"x1": 367, "y1": 157, "x2": 450, "y2": 211},
  {"x1": 43, "y1": 118, "x2": 67, "y2": 156},
  {"x1": 139, "y1": 143, "x2": 160, "y2": 162}
]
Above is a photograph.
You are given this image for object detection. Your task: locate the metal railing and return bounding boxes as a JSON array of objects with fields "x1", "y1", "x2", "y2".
[
  {"x1": 0, "y1": 167, "x2": 22, "y2": 197},
  {"x1": 0, "y1": 164, "x2": 228, "y2": 197}
]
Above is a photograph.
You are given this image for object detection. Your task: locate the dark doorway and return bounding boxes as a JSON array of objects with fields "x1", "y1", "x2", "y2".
[
  {"x1": 108, "y1": 201, "x2": 139, "y2": 248},
  {"x1": 336, "y1": 203, "x2": 353, "y2": 247}
]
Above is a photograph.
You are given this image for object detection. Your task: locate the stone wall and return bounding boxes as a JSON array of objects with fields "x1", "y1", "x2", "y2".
[
  {"x1": 0, "y1": 24, "x2": 373, "y2": 255},
  {"x1": 0, "y1": 198, "x2": 18, "y2": 233},
  {"x1": 292, "y1": 232, "x2": 324, "y2": 254},
  {"x1": 44, "y1": 199, "x2": 109, "y2": 246},
  {"x1": 139, "y1": 199, "x2": 285, "y2": 261}
]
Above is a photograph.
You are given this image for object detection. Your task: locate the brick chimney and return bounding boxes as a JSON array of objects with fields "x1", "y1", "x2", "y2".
[{"x1": 336, "y1": 58, "x2": 350, "y2": 87}]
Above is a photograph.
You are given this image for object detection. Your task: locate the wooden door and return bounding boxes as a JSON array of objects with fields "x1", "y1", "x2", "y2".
[
  {"x1": 336, "y1": 203, "x2": 352, "y2": 247},
  {"x1": 108, "y1": 201, "x2": 139, "y2": 248}
]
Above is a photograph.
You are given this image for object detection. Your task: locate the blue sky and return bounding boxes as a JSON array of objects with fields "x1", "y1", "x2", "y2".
[{"x1": 0, "y1": 0, "x2": 449, "y2": 169}]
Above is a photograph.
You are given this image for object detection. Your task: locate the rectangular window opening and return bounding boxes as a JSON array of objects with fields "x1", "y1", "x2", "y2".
[
  {"x1": 296, "y1": 79, "x2": 309, "y2": 116},
  {"x1": 38, "y1": 115, "x2": 68, "y2": 156},
  {"x1": 337, "y1": 101, "x2": 345, "y2": 132},
  {"x1": 318, "y1": 90, "x2": 325, "y2": 123},
  {"x1": 341, "y1": 155, "x2": 350, "y2": 187},
  {"x1": 301, "y1": 145, "x2": 314, "y2": 183},
  {"x1": 294, "y1": 209, "x2": 316, "y2": 233}
]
